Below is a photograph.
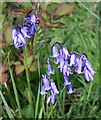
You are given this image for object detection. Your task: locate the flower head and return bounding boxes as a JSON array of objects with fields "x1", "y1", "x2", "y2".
[
  {"x1": 11, "y1": 13, "x2": 39, "y2": 49},
  {"x1": 11, "y1": 25, "x2": 26, "y2": 49},
  {"x1": 23, "y1": 13, "x2": 39, "y2": 27},
  {"x1": 22, "y1": 13, "x2": 39, "y2": 37}
]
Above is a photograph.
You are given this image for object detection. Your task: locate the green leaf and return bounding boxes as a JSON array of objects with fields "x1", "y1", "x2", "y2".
[
  {"x1": 29, "y1": 62, "x2": 37, "y2": 72},
  {"x1": 4, "y1": 26, "x2": 12, "y2": 44},
  {"x1": 53, "y1": 3, "x2": 74, "y2": 20},
  {"x1": 0, "y1": 91, "x2": 14, "y2": 119},
  {"x1": 26, "y1": 55, "x2": 33, "y2": 68},
  {"x1": 15, "y1": 64, "x2": 25, "y2": 75}
]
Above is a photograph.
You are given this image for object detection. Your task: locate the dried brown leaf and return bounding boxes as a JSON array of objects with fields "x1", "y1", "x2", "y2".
[{"x1": 53, "y1": 3, "x2": 74, "y2": 20}]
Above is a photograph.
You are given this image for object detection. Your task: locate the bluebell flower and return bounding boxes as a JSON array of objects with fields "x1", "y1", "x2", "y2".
[
  {"x1": 46, "y1": 80, "x2": 59, "y2": 104},
  {"x1": 63, "y1": 61, "x2": 72, "y2": 76},
  {"x1": 64, "y1": 74, "x2": 74, "y2": 94},
  {"x1": 58, "y1": 58, "x2": 65, "y2": 73},
  {"x1": 23, "y1": 13, "x2": 39, "y2": 27},
  {"x1": 11, "y1": 13, "x2": 39, "y2": 49},
  {"x1": 52, "y1": 44, "x2": 59, "y2": 58},
  {"x1": 64, "y1": 74, "x2": 71, "y2": 86},
  {"x1": 82, "y1": 55, "x2": 95, "y2": 75},
  {"x1": 41, "y1": 74, "x2": 51, "y2": 91},
  {"x1": 67, "y1": 82, "x2": 74, "y2": 94},
  {"x1": 11, "y1": 25, "x2": 26, "y2": 49},
  {"x1": 69, "y1": 52, "x2": 76, "y2": 66},
  {"x1": 21, "y1": 26, "x2": 32, "y2": 39},
  {"x1": 50, "y1": 79, "x2": 59, "y2": 94},
  {"x1": 84, "y1": 67, "x2": 94, "y2": 82},
  {"x1": 40, "y1": 42, "x2": 95, "y2": 104},
  {"x1": 47, "y1": 90, "x2": 56, "y2": 104},
  {"x1": 75, "y1": 57, "x2": 83, "y2": 74},
  {"x1": 47, "y1": 63, "x2": 55, "y2": 75},
  {"x1": 52, "y1": 45, "x2": 59, "y2": 57},
  {"x1": 23, "y1": 13, "x2": 39, "y2": 36},
  {"x1": 60, "y1": 45, "x2": 70, "y2": 60},
  {"x1": 40, "y1": 75, "x2": 59, "y2": 104},
  {"x1": 82, "y1": 55, "x2": 95, "y2": 82},
  {"x1": 40, "y1": 86, "x2": 47, "y2": 95}
]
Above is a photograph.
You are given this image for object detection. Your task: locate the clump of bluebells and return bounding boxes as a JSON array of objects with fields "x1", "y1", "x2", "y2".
[
  {"x1": 40, "y1": 42, "x2": 95, "y2": 104},
  {"x1": 11, "y1": 13, "x2": 39, "y2": 49}
]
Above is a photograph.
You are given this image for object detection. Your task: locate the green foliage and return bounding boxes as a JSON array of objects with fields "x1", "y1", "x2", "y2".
[{"x1": 1, "y1": 2, "x2": 100, "y2": 119}]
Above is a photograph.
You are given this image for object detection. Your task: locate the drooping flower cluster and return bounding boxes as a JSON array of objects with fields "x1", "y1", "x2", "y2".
[
  {"x1": 40, "y1": 42, "x2": 95, "y2": 104},
  {"x1": 40, "y1": 74, "x2": 59, "y2": 104},
  {"x1": 11, "y1": 13, "x2": 39, "y2": 49}
]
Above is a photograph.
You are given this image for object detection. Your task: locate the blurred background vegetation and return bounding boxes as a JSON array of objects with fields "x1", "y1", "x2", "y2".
[{"x1": 0, "y1": 1, "x2": 101, "y2": 119}]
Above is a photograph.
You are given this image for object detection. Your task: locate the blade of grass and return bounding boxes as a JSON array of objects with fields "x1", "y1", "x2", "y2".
[
  {"x1": 35, "y1": 53, "x2": 41, "y2": 118},
  {"x1": 77, "y1": 0, "x2": 101, "y2": 21},
  {"x1": 35, "y1": 81, "x2": 40, "y2": 118},
  {"x1": 8, "y1": 51, "x2": 22, "y2": 118},
  {"x1": 0, "y1": 91, "x2": 14, "y2": 119},
  {"x1": 38, "y1": 105, "x2": 44, "y2": 118}
]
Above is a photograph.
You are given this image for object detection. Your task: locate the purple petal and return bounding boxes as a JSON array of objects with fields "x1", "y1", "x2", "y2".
[
  {"x1": 75, "y1": 57, "x2": 82, "y2": 74},
  {"x1": 64, "y1": 74, "x2": 71, "y2": 86},
  {"x1": 88, "y1": 71, "x2": 94, "y2": 82},
  {"x1": 42, "y1": 74, "x2": 51, "y2": 90},
  {"x1": 50, "y1": 79, "x2": 59, "y2": 94},
  {"x1": 85, "y1": 62, "x2": 95, "y2": 75},
  {"x1": 47, "y1": 90, "x2": 56, "y2": 104},
  {"x1": 54, "y1": 55, "x2": 62, "y2": 64},
  {"x1": 63, "y1": 62, "x2": 68, "y2": 75},
  {"x1": 52, "y1": 45, "x2": 59, "y2": 58},
  {"x1": 84, "y1": 67, "x2": 90, "y2": 82},
  {"x1": 14, "y1": 35, "x2": 26, "y2": 49},
  {"x1": 21, "y1": 27, "x2": 31, "y2": 38},
  {"x1": 47, "y1": 64, "x2": 55, "y2": 75},
  {"x1": 58, "y1": 59, "x2": 65, "y2": 73},
  {"x1": 30, "y1": 13, "x2": 39, "y2": 24},
  {"x1": 40, "y1": 86, "x2": 47, "y2": 95},
  {"x1": 61, "y1": 45, "x2": 70, "y2": 60},
  {"x1": 18, "y1": 34, "x2": 26, "y2": 44},
  {"x1": 70, "y1": 52, "x2": 76, "y2": 66},
  {"x1": 67, "y1": 82, "x2": 74, "y2": 94}
]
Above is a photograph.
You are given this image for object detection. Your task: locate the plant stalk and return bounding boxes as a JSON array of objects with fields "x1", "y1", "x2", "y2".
[{"x1": 23, "y1": 45, "x2": 34, "y2": 114}]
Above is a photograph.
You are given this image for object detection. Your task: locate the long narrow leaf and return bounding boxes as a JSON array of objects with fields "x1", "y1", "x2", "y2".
[{"x1": 0, "y1": 91, "x2": 14, "y2": 119}]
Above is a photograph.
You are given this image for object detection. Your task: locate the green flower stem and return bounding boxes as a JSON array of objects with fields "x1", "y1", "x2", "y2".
[
  {"x1": 8, "y1": 53, "x2": 22, "y2": 118},
  {"x1": 23, "y1": 45, "x2": 34, "y2": 113}
]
